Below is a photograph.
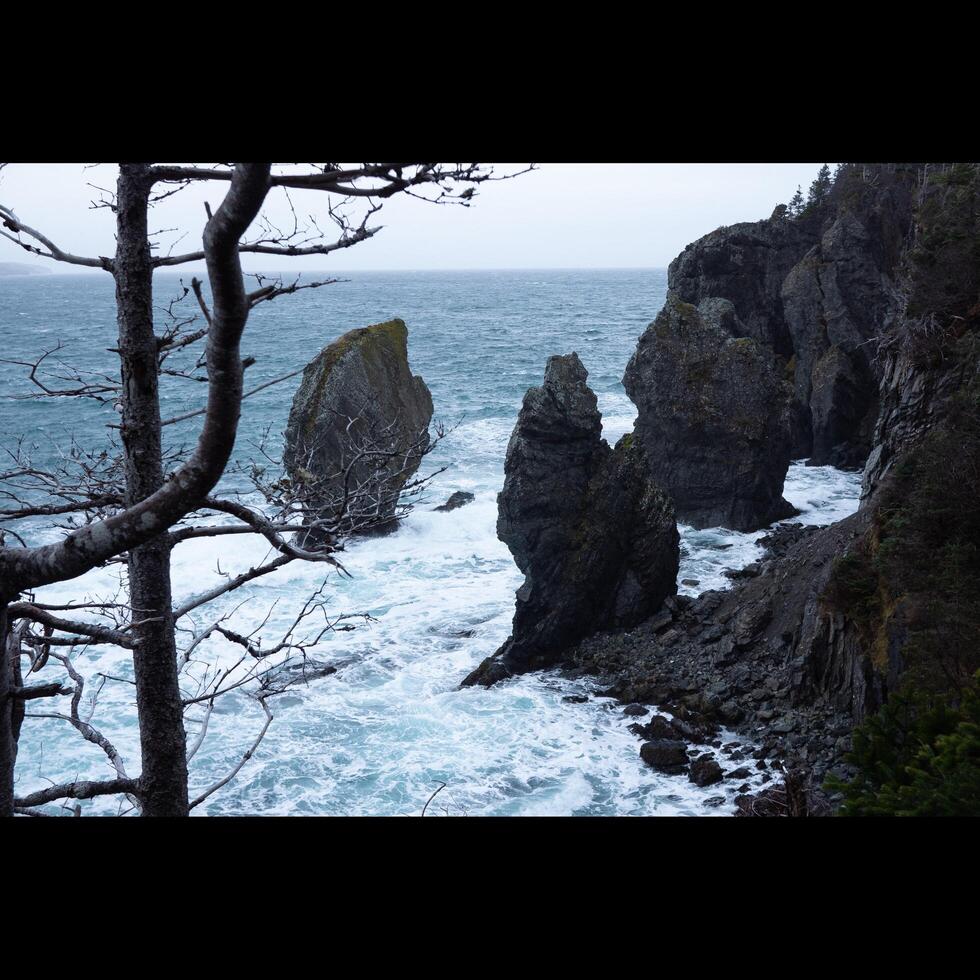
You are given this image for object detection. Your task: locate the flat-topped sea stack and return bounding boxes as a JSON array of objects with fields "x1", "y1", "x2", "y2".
[
  {"x1": 623, "y1": 293, "x2": 796, "y2": 532},
  {"x1": 283, "y1": 319, "x2": 433, "y2": 539}
]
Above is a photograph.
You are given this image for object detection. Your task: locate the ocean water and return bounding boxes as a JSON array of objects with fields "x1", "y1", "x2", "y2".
[{"x1": 1, "y1": 270, "x2": 861, "y2": 815}]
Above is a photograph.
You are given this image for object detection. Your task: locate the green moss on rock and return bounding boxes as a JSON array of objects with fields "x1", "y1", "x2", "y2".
[{"x1": 302, "y1": 319, "x2": 407, "y2": 438}]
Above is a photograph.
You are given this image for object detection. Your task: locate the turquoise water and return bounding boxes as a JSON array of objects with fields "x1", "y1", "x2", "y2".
[{"x1": 1, "y1": 270, "x2": 859, "y2": 815}]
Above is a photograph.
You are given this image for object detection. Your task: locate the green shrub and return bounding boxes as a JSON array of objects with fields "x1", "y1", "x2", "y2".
[{"x1": 828, "y1": 673, "x2": 980, "y2": 816}]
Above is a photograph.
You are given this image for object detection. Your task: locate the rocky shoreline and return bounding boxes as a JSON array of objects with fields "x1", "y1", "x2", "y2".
[
  {"x1": 461, "y1": 163, "x2": 980, "y2": 815},
  {"x1": 562, "y1": 519, "x2": 865, "y2": 814}
]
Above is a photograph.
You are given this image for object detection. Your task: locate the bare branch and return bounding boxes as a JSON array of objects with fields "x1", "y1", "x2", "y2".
[
  {"x1": 159, "y1": 365, "x2": 305, "y2": 427},
  {"x1": 8, "y1": 602, "x2": 136, "y2": 648},
  {"x1": 0, "y1": 163, "x2": 273, "y2": 593},
  {"x1": 188, "y1": 696, "x2": 273, "y2": 810},
  {"x1": 0, "y1": 203, "x2": 113, "y2": 270},
  {"x1": 172, "y1": 554, "x2": 294, "y2": 621},
  {"x1": 14, "y1": 777, "x2": 136, "y2": 809}
]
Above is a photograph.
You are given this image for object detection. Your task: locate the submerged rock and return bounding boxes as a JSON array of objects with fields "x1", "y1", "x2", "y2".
[
  {"x1": 434, "y1": 491, "x2": 475, "y2": 512},
  {"x1": 283, "y1": 319, "x2": 433, "y2": 539},
  {"x1": 623, "y1": 294, "x2": 796, "y2": 532},
  {"x1": 462, "y1": 353, "x2": 679, "y2": 687}
]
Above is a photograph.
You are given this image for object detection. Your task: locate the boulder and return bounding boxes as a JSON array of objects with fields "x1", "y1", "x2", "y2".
[
  {"x1": 461, "y1": 353, "x2": 679, "y2": 686},
  {"x1": 689, "y1": 756, "x2": 724, "y2": 787},
  {"x1": 283, "y1": 319, "x2": 433, "y2": 539},
  {"x1": 640, "y1": 739, "x2": 689, "y2": 774},
  {"x1": 623, "y1": 294, "x2": 796, "y2": 531}
]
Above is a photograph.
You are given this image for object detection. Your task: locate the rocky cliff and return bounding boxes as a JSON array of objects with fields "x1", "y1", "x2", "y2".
[
  {"x1": 462, "y1": 353, "x2": 678, "y2": 687},
  {"x1": 669, "y1": 165, "x2": 918, "y2": 466},
  {"x1": 283, "y1": 319, "x2": 433, "y2": 539},
  {"x1": 623, "y1": 294, "x2": 795, "y2": 531},
  {"x1": 572, "y1": 164, "x2": 980, "y2": 813}
]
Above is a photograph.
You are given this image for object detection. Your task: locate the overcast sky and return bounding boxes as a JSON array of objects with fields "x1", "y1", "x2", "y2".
[{"x1": 0, "y1": 164, "x2": 825, "y2": 273}]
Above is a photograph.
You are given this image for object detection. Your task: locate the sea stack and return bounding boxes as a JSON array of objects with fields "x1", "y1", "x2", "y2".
[
  {"x1": 283, "y1": 319, "x2": 433, "y2": 539},
  {"x1": 623, "y1": 294, "x2": 796, "y2": 532},
  {"x1": 462, "y1": 352, "x2": 679, "y2": 687}
]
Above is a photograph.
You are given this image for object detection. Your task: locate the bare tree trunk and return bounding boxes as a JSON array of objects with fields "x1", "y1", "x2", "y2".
[
  {"x1": 115, "y1": 165, "x2": 188, "y2": 817},
  {"x1": 0, "y1": 602, "x2": 16, "y2": 817}
]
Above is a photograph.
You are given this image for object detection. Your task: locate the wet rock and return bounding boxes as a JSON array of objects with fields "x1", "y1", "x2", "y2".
[
  {"x1": 632, "y1": 715, "x2": 684, "y2": 742},
  {"x1": 758, "y1": 523, "x2": 819, "y2": 560},
  {"x1": 281, "y1": 660, "x2": 339, "y2": 681},
  {"x1": 640, "y1": 739, "x2": 689, "y2": 774},
  {"x1": 689, "y1": 756, "x2": 724, "y2": 787},
  {"x1": 434, "y1": 491, "x2": 475, "y2": 512},
  {"x1": 623, "y1": 294, "x2": 796, "y2": 532},
  {"x1": 681, "y1": 578, "x2": 700, "y2": 587},
  {"x1": 726, "y1": 766, "x2": 753, "y2": 781},
  {"x1": 718, "y1": 700, "x2": 744, "y2": 724},
  {"x1": 725, "y1": 563, "x2": 761, "y2": 581},
  {"x1": 623, "y1": 703, "x2": 649, "y2": 717},
  {"x1": 462, "y1": 353, "x2": 679, "y2": 686},
  {"x1": 284, "y1": 319, "x2": 433, "y2": 539}
]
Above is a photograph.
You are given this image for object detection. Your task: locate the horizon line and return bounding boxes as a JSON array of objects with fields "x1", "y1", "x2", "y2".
[{"x1": 3, "y1": 264, "x2": 672, "y2": 277}]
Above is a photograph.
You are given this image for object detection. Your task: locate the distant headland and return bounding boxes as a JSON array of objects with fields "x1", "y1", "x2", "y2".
[{"x1": 0, "y1": 262, "x2": 50, "y2": 277}]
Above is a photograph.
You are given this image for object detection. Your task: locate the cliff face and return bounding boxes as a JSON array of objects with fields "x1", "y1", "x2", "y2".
[
  {"x1": 462, "y1": 353, "x2": 678, "y2": 687},
  {"x1": 668, "y1": 166, "x2": 917, "y2": 466},
  {"x1": 623, "y1": 294, "x2": 795, "y2": 532},
  {"x1": 863, "y1": 164, "x2": 980, "y2": 498},
  {"x1": 669, "y1": 211, "x2": 815, "y2": 356},
  {"x1": 568, "y1": 164, "x2": 980, "y2": 811}
]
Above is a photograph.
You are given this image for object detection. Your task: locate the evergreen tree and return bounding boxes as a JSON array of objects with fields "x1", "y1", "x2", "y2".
[
  {"x1": 788, "y1": 185, "x2": 804, "y2": 217},
  {"x1": 807, "y1": 164, "x2": 833, "y2": 207}
]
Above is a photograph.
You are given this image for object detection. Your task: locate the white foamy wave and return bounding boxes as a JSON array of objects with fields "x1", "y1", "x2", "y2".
[{"x1": 677, "y1": 460, "x2": 862, "y2": 596}]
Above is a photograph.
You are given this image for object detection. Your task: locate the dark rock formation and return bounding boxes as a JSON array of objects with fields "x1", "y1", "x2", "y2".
[
  {"x1": 669, "y1": 213, "x2": 814, "y2": 356},
  {"x1": 807, "y1": 345, "x2": 875, "y2": 468},
  {"x1": 566, "y1": 167, "x2": 980, "y2": 815},
  {"x1": 668, "y1": 165, "x2": 918, "y2": 466},
  {"x1": 433, "y1": 491, "x2": 475, "y2": 512},
  {"x1": 461, "y1": 353, "x2": 678, "y2": 686},
  {"x1": 566, "y1": 509, "x2": 877, "y2": 807},
  {"x1": 862, "y1": 338, "x2": 976, "y2": 498},
  {"x1": 862, "y1": 165, "x2": 980, "y2": 499},
  {"x1": 689, "y1": 756, "x2": 723, "y2": 787},
  {"x1": 640, "y1": 740, "x2": 689, "y2": 774},
  {"x1": 780, "y1": 200, "x2": 909, "y2": 465},
  {"x1": 623, "y1": 294, "x2": 795, "y2": 532},
  {"x1": 283, "y1": 319, "x2": 433, "y2": 538}
]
